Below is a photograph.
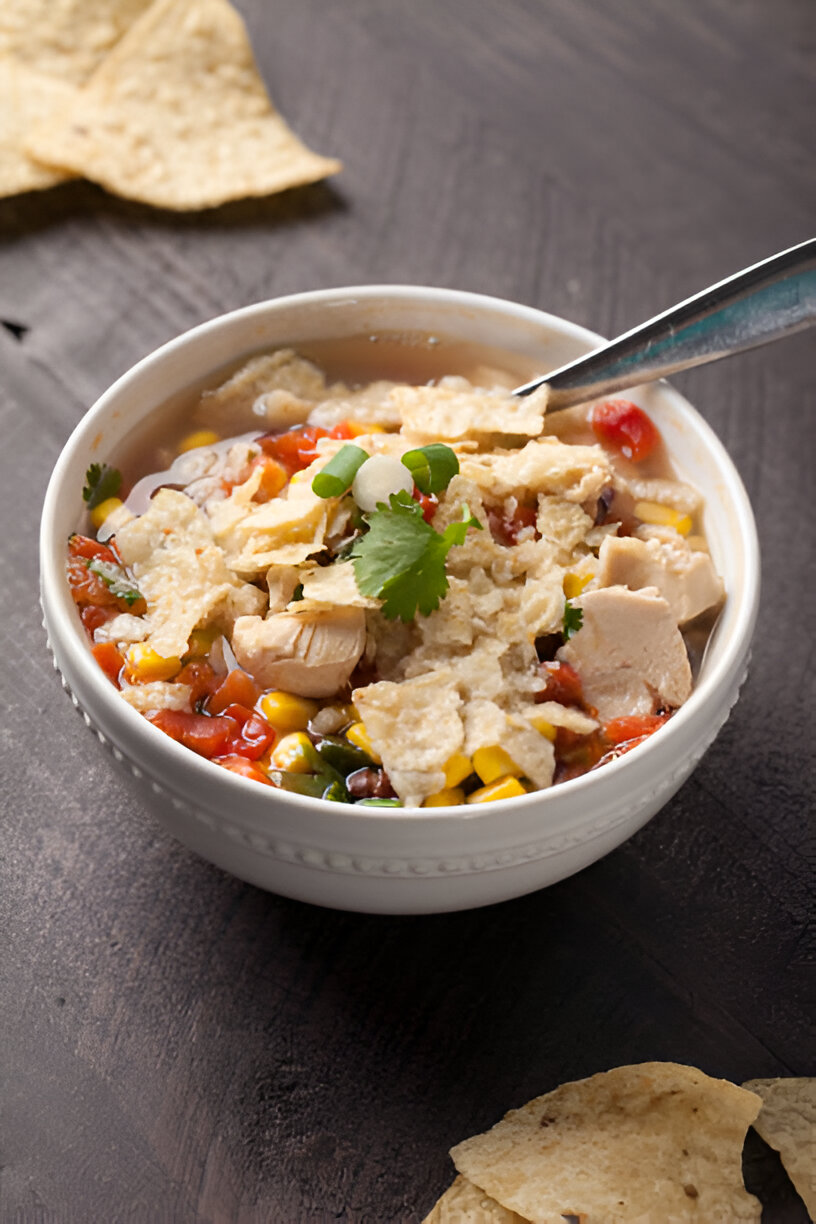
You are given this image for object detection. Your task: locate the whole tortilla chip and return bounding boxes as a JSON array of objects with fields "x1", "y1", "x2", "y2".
[
  {"x1": 743, "y1": 1078, "x2": 816, "y2": 1218},
  {"x1": 0, "y1": 62, "x2": 75, "y2": 197},
  {"x1": 0, "y1": 0, "x2": 153, "y2": 83},
  {"x1": 450, "y1": 1063, "x2": 762, "y2": 1223},
  {"x1": 423, "y1": 1175, "x2": 531, "y2": 1224},
  {"x1": 25, "y1": 0, "x2": 342, "y2": 210}
]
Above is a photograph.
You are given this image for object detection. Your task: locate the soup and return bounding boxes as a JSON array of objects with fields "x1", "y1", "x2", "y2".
[{"x1": 66, "y1": 333, "x2": 724, "y2": 807}]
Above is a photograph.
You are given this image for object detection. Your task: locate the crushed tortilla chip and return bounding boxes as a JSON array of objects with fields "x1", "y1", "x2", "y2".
[
  {"x1": 295, "y1": 561, "x2": 379, "y2": 611},
  {"x1": 115, "y1": 488, "x2": 265, "y2": 657},
  {"x1": 460, "y1": 438, "x2": 611, "y2": 503},
  {"x1": 25, "y1": 0, "x2": 341, "y2": 210},
  {"x1": 119, "y1": 679, "x2": 193, "y2": 712},
  {"x1": 743, "y1": 1078, "x2": 816, "y2": 1218},
  {"x1": 197, "y1": 350, "x2": 330, "y2": 429},
  {"x1": 464, "y1": 700, "x2": 554, "y2": 790},
  {"x1": 451, "y1": 1063, "x2": 762, "y2": 1224},
  {"x1": 392, "y1": 381, "x2": 547, "y2": 442},
  {"x1": 352, "y1": 670, "x2": 464, "y2": 807}
]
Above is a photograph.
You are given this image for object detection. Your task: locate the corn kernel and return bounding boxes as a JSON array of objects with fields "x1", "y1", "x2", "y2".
[
  {"x1": 634, "y1": 500, "x2": 692, "y2": 536},
  {"x1": 259, "y1": 691, "x2": 319, "y2": 734},
  {"x1": 423, "y1": 787, "x2": 466, "y2": 807},
  {"x1": 125, "y1": 643, "x2": 182, "y2": 683},
  {"x1": 178, "y1": 429, "x2": 220, "y2": 453},
  {"x1": 269, "y1": 731, "x2": 314, "y2": 773},
  {"x1": 472, "y1": 745, "x2": 522, "y2": 785},
  {"x1": 562, "y1": 571, "x2": 593, "y2": 600},
  {"x1": 90, "y1": 496, "x2": 124, "y2": 530},
  {"x1": 345, "y1": 721, "x2": 382, "y2": 764},
  {"x1": 346, "y1": 421, "x2": 386, "y2": 436},
  {"x1": 467, "y1": 775, "x2": 528, "y2": 804},
  {"x1": 443, "y1": 753, "x2": 473, "y2": 788},
  {"x1": 528, "y1": 713, "x2": 557, "y2": 741}
]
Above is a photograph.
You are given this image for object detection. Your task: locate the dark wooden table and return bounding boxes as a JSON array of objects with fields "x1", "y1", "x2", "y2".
[{"x1": 1, "y1": 2, "x2": 813, "y2": 1220}]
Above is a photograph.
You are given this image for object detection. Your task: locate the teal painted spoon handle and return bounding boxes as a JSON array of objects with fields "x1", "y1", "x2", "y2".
[{"x1": 515, "y1": 236, "x2": 816, "y2": 410}]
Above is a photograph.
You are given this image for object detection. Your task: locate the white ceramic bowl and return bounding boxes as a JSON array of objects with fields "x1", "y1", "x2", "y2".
[{"x1": 40, "y1": 286, "x2": 760, "y2": 914}]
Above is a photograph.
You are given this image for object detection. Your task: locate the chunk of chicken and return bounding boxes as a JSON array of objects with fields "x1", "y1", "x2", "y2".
[
  {"x1": 557, "y1": 586, "x2": 692, "y2": 720},
  {"x1": 231, "y1": 607, "x2": 366, "y2": 697},
  {"x1": 597, "y1": 534, "x2": 723, "y2": 625}
]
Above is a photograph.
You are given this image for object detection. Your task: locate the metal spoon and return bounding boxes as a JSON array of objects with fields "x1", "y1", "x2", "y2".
[{"x1": 514, "y1": 236, "x2": 816, "y2": 410}]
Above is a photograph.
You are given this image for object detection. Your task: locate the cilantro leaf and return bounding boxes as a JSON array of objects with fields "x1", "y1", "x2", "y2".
[
  {"x1": 350, "y1": 495, "x2": 481, "y2": 622},
  {"x1": 83, "y1": 462, "x2": 122, "y2": 510},
  {"x1": 562, "y1": 599, "x2": 584, "y2": 639},
  {"x1": 88, "y1": 558, "x2": 142, "y2": 606}
]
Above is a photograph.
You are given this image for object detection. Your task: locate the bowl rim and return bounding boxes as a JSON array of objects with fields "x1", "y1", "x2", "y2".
[{"x1": 40, "y1": 283, "x2": 761, "y2": 825}]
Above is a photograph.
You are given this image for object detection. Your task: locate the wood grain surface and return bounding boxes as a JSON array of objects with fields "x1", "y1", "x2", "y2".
[{"x1": 1, "y1": 1, "x2": 813, "y2": 1220}]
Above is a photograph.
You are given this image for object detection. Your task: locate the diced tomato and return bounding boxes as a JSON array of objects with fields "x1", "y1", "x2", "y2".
[
  {"x1": 66, "y1": 555, "x2": 120, "y2": 608},
  {"x1": 257, "y1": 422, "x2": 356, "y2": 475},
  {"x1": 206, "y1": 668, "x2": 261, "y2": 715},
  {"x1": 593, "y1": 736, "x2": 653, "y2": 771},
  {"x1": 91, "y1": 641, "x2": 124, "y2": 687},
  {"x1": 328, "y1": 422, "x2": 355, "y2": 440},
  {"x1": 537, "y1": 661, "x2": 585, "y2": 708},
  {"x1": 67, "y1": 534, "x2": 118, "y2": 564},
  {"x1": 603, "y1": 713, "x2": 670, "y2": 745},
  {"x1": 212, "y1": 754, "x2": 272, "y2": 785},
  {"x1": 486, "y1": 503, "x2": 538, "y2": 546},
  {"x1": 591, "y1": 399, "x2": 660, "y2": 462},
  {"x1": 147, "y1": 710, "x2": 238, "y2": 758},
  {"x1": 221, "y1": 703, "x2": 277, "y2": 760},
  {"x1": 176, "y1": 660, "x2": 220, "y2": 705},
  {"x1": 415, "y1": 490, "x2": 438, "y2": 524},
  {"x1": 552, "y1": 711, "x2": 672, "y2": 783},
  {"x1": 81, "y1": 604, "x2": 115, "y2": 635}
]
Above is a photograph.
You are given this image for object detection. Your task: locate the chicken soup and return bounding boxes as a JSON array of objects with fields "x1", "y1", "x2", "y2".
[{"x1": 66, "y1": 337, "x2": 723, "y2": 807}]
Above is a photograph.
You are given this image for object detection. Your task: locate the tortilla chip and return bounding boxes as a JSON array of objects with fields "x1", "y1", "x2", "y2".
[
  {"x1": 0, "y1": 62, "x2": 75, "y2": 196},
  {"x1": 391, "y1": 382, "x2": 547, "y2": 443},
  {"x1": 743, "y1": 1078, "x2": 816, "y2": 1218},
  {"x1": 25, "y1": 0, "x2": 342, "y2": 210},
  {"x1": 0, "y1": 0, "x2": 153, "y2": 84},
  {"x1": 451, "y1": 1063, "x2": 762, "y2": 1223},
  {"x1": 423, "y1": 1175, "x2": 531, "y2": 1224}
]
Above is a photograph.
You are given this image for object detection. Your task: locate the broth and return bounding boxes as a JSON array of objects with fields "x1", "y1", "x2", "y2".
[{"x1": 114, "y1": 329, "x2": 681, "y2": 507}]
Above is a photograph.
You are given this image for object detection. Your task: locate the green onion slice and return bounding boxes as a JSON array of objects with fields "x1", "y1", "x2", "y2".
[
  {"x1": 312, "y1": 444, "x2": 369, "y2": 499},
  {"x1": 400, "y1": 443, "x2": 459, "y2": 494}
]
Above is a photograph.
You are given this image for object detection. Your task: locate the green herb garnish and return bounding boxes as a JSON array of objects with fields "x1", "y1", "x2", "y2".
[
  {"x1": 562, "y1": 599, "x2": 584, "y2": 640},
  {"x1": 82, "y1": 462, "x2": 122, "y2": 510},
  {"x1": 350, "y1": 492, "x2": 481, "y2": 622},
  {"x1": 400, "y1": 443, "x2": 459, "y2": 494},
  {"x1": 312, "y1": 444, "x2": 369, "y2": 499},
  {"x1": 88, "y1": 558, "x2": 142, "y2": 606}
]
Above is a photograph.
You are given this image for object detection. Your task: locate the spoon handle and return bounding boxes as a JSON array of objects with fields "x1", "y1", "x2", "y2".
[{"x1": 515, "y1": 236, "x2": 816, "y2": 410}]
